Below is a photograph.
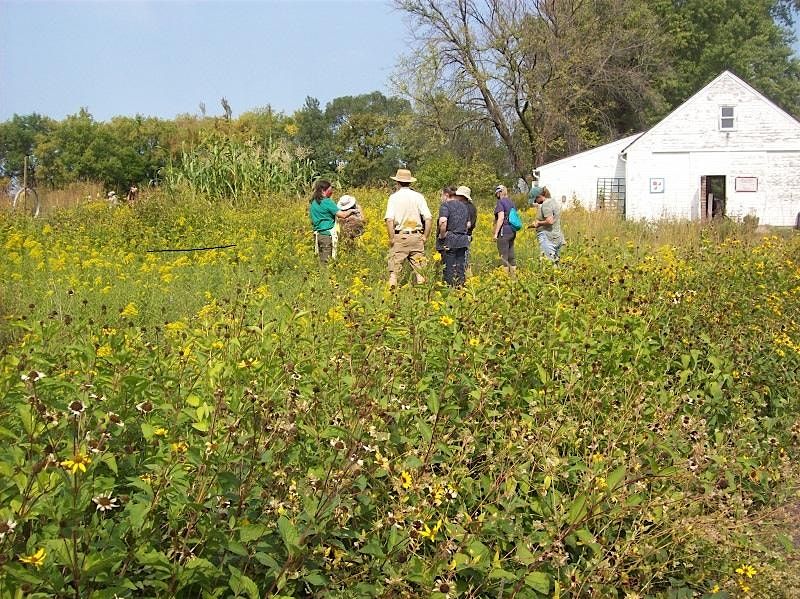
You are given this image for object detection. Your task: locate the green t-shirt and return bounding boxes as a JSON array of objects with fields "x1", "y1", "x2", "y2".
[
  {"x1": 309, "y1": 198, "x2": 339, "y2": 235},
  {"x1": 536, "y1": 198, "x2": 563, "y2": 243}
]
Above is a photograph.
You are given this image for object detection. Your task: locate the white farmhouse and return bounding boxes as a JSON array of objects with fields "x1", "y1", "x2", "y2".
[{"x1": 535, "y1": 71, "x2": 800, "y2": 226}]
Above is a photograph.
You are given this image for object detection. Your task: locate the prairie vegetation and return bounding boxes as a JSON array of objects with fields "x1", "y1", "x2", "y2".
[{"x1": 1, "y1": 192, "x2": 798, "y2": 597}]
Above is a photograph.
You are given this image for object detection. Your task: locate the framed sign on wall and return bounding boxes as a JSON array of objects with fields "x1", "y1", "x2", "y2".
[
  {"x1": 735, "y1": 177, "x2": 758, "y2": 192},
  {"x1": 649, "y1": 178, "x2": 665, "y2": 194}
]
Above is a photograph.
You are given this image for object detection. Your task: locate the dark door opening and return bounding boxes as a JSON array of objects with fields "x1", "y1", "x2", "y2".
[{"x1": 700, "y1": 175, "x2": 726, "y2": 220}]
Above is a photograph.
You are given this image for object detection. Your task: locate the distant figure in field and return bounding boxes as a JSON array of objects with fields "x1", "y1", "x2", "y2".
[
  {"x1": 336, "y1": 195, "x2": 365, "y2": 240},
  {"x1": 106, "y1": 191, "x2": 118, "y2": 206},
  {"x1": 309, "y1": 179, "x2": 355, "y2": 263},
  {"x1": 493, "y1": 184, "x2": 517, "y2": 275},
  {"x1": 384, "y1": 168, "x2": 432, "y2": 288},
  {"x1": 437, "y1": 185, "x2": 472, "y2": 287},
  {"x1": 127, "y1": 185, "x2": 139, "y2": 203},
  {"x1": 531, "y1": 187, "x2": 564, "y2": 264}
]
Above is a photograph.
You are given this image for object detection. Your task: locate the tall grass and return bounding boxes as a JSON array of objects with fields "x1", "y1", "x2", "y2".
[{"x1": 163, "y1": 134, "x2": 317, "y2": 202}]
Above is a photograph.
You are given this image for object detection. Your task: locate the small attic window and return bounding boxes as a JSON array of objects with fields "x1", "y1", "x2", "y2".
[{"x1": 719, "y1": 106, "x2": 736, "y2": 130}]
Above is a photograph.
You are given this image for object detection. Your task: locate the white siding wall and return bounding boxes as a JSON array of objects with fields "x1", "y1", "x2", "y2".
[
  {"x1": 625, "y1": 73, "x2": 800, "y2": 225},
  {"x1": 535, "y1": 135, "x2": 638, "y2": 209},
  {"x1": 763, "y1": 152, "x2": 800, "y2": 227}
]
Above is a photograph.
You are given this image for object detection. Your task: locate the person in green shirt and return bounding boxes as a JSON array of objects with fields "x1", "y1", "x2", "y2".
[
  {"x1": 309, "y1": 180, "x2": 355, "y2": 263},
  {"x1": 531, "y1": 187, "x2": 564, "y2": 263}
]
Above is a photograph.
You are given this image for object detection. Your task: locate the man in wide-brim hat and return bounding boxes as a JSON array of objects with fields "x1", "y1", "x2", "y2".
[{"x1": 384, "y1": 168, "x2": 432, "y2": 287}]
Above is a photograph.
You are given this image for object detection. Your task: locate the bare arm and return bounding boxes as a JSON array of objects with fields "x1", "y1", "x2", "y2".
[
  {"x1": 438, "y1": 217, "x2": 447, "y2": 239},
  {"x1": 493, "y1": 212, "x2": 505, "y2": 238},
  {"x1": 422, "y1": 217, "x2": 432, "y2": 241},
  {"x1": 385, "y1": 219, "x2": 396, "y2": 246}
]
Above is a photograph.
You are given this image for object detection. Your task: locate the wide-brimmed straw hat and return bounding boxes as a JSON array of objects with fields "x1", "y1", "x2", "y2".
[
  {"x1": 337, "y1": 195, "x2": 357, "y2": 210},
  {"x1": 455, "y1": 185, "x2": 473, "y2": 202},
  {"x1": 390, "y1": 168, "x2": 417, "y2": 183}
]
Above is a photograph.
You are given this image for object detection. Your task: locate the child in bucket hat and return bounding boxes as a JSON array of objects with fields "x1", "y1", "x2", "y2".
[{"x1": 336, "y1": 194, "x2": 365, "y2": 239}]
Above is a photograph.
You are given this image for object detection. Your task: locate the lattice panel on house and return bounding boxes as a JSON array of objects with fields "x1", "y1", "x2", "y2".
[{"x1": 596, "y1": 178, "x2": 626, "y2": 216}]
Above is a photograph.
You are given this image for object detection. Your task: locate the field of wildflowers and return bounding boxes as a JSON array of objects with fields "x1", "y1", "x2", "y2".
[{"x1": 0, "y1": 191, "x2": 799, "y2": 598}]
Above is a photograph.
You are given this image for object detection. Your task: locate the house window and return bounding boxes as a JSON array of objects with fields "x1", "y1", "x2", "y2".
[
  {"x1": 596, "y1": 178, "x2": 625, "y2": 216},
  {"x1": 719, "y1": 106, "x2": 736, "y2": 130}
]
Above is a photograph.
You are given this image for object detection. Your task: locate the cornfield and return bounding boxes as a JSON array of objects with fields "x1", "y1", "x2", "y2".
[{"x1": 163, "y1": 134, "x2": 318, "y2": 201}]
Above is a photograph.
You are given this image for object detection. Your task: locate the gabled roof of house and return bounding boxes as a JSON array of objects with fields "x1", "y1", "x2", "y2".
[
  {"x1": 535, "y1": 133, "x2": 641, "y2": 171},
  {"x1": 621, "y1": 70, "x2": 800, "y2": 154}
]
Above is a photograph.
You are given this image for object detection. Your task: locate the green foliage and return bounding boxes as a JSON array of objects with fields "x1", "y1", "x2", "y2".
[
  {"x1": 0, "y1": 113, "x2": 54, "y2": 180},
  {"x1": 162, "y1": 133, "x2": 317, "y2": 201},
  {"x1": 0, "y1": 194, "x2": 798, "y2": 596},
  {"x1": 653, "y1": 0, "x2": 800, "y2": 117},
  {"x1": 33, "y1": 109, "x2": 172, "y2": 191}
]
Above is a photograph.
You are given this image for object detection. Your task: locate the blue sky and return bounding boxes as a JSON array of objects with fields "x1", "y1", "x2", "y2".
[
  {"x1": 0, "y1": 0, "x2": 798, "y2": 123},
  {"x1": 0, "y1": 0, "x2": 407, "y2": 121}
]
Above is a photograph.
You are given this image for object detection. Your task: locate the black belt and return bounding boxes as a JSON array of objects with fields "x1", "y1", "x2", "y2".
[{"x1": 396, "y1": 229, "x2": 423, "y2": 233}]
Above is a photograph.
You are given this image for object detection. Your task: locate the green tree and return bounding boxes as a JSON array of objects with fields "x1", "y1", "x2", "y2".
[
  {"x1": 394, "y1": 0, "x2": 667, "y2": 175},
  {"x1": 653, "y1": 0, "x2": 800, "y2": 116},
  {"x1": 325, "y1": 92, "x2": 413, "y2": 186},
  {"x1": 294, "y1": 97, "x2": 335, "y2": 174},
  {"x1": 0, "y1": 113, "x2": 54, "y2": 181}
]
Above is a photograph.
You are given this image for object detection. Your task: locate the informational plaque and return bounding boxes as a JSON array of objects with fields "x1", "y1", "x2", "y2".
[
  {"x1": 735, "y1": 177, "x2": 758, "y2": 192},
  {"x1": 649, "y1": 178, "x2": 665, "y2": 194}
]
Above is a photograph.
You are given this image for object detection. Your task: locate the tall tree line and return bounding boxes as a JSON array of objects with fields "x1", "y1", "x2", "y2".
[
  {"x1": 1, "y1": 0, "x2": 797, "y2": 191},
  {"x1": 394, "y1": 0, "x2": 800, "y2": 177}
]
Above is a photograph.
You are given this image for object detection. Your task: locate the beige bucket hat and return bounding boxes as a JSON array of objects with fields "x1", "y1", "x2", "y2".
[
  {"x1": 390, "y1": 168, "x2": 417, "y2": 183},
  {"x1": 455, "y1": 185, "x2": 473, "y2": 202}
]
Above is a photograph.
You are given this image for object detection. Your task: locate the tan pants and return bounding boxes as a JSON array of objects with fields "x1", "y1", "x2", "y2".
[{"x1": 388, "y1": 232, "x2": 426, "y2": 275}]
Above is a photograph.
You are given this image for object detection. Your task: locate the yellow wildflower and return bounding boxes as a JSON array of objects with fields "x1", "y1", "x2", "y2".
[
  {"x1": 96, "y1": 345, "x2": 112, "y2": 358},
  {"x1": 19, "y1": 547, "x2": 46, "y2": 568},
  {"x1": 165, "y1": 321, "x2": 187, "y2": 332},
  {"x1": 153, "y1": 427, "x2": 168, "y2": 437},
  {"x1": 419, "y1": 518, "x2": 443, "y2": 541},
  {"x1": 60, "y1": 452, "x2": 92, "y2": 474},
  {"x1": 400, "y1": 470, "x2": 413, "y2": 490},
  {"x1": 120, "y1": 302, "x2": 139, "y2": 318},
  {"x1": 440, "y1": 315, "x2": 454, "y2": 326},
  {"x1": 736, "y1": 564, "x2": 757, "y2": 579}
]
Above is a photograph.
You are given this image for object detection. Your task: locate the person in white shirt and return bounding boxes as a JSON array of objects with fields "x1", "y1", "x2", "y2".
[{"x1": 384, "y1": 168, "x2": 432, "y2": 288}]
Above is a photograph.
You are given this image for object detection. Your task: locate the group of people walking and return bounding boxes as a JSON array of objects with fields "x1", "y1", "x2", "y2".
[{"x1": 308, "y1": 168, "x2": 563, "y2": 288}]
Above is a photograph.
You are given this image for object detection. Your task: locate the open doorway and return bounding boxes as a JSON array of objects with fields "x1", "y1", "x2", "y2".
[{"x1": 700, "y1": 175, "x2": 726, "y2": 220}]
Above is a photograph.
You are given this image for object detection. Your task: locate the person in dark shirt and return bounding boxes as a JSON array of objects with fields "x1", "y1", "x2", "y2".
[
  {"x1": 493, "y1": 184, "x2": 517, "y2": 275},
  {"x1": 437, "y1": 186, "x2": 472, "y2": 287},
  {"x1": 459, "y1": 190, "x2": 477, "y2": 277}
]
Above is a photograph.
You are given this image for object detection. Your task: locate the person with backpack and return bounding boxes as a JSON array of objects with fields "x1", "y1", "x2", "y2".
[
  {"x1": 493, "y1": 184, "x2": 518, "y2": 275},
  {"x1": 336, "y1": 194, "x2": 365, "y2": 240}
]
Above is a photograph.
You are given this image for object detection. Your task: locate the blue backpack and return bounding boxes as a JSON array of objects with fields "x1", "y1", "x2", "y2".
[{"x1": 507, "y1": 201, "x2": 523, "y2": 232}]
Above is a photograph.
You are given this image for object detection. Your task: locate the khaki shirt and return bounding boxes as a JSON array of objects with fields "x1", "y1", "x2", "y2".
[{"x1": 385, "y1": 187, "x2": 432, "y2": 231}]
